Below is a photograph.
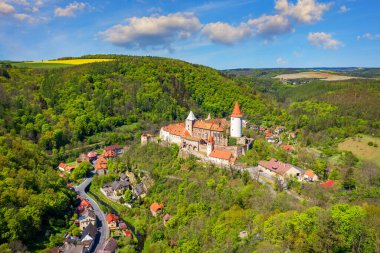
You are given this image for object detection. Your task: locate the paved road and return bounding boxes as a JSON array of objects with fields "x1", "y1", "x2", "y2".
[{"x1": 75, "y1": 173, "x2": 110, "y2": 253}]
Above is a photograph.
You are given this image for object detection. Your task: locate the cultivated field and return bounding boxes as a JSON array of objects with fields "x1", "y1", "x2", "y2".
[
  {"x1": 338, "y1": 135, "x2": 380, "y2": 166},
  {"x1": 275, "y1": 71, "x2": 361, "y2": 81},
  {"x1": 11, "y1": 58, "x2": 115, "y2": 69}
]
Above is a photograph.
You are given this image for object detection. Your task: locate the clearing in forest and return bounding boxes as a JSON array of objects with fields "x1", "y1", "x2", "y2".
[{"x1": 338, "y1": 135, "x2": 380, "y2": 166}]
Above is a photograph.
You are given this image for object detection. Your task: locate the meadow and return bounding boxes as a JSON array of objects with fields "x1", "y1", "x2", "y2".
[
  {"x1": 338, "y1": 135, "x2": 380, "y2": 166},
  {"x1": 275, "y1": 71, "x2": 362, "y2": 81}
]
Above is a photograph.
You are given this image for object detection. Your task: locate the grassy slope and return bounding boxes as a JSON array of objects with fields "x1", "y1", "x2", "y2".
[{"x1": 338, "y1": 135, "x2": 380, "y2": 166}]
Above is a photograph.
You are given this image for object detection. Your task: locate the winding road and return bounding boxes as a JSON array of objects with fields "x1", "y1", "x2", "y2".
[{"x1": 75, "y1": 173, "x2": 110, "y2": 253}]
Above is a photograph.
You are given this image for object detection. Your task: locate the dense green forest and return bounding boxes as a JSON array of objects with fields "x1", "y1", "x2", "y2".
[{"x1": 0, "y1": 56, "x2": 379, "y2": 252}]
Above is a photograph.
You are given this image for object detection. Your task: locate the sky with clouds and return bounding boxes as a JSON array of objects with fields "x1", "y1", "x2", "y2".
[{"x1": 0, "y1": 0, "x2": 379, "y2": 69}]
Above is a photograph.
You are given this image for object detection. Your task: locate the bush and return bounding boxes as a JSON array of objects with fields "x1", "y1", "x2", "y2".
[{"x1": 368, "y1": 141, "x2": 374, "y2": 146}]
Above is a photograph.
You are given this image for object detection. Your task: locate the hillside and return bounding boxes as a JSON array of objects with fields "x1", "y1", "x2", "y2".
[{"x1": 0, "y1": 56, "x2": 379, "y2": 252}]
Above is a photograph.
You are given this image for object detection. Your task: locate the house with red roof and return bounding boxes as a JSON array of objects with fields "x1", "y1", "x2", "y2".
[
  {"x1": 320, "y1": 179, "x2": 335, "y2": 189},
  {"x1": 208, "y1": 149, "x2": 237, "y2": 166},
  {"x1": 150, "y1": 202, "x2": 164, "y2": 216},
  {"x1": 281, "y1": 144, "x2": 295, "y2": 153},
  {"x1": 258, "y1": 158, "x2": 304, "y2": 180},
  {"x1": 95, "y1": 156, "x2": 108, "y2": 175},
  {"x1": 304, "y1": 169, "x2": 319, "y2": 182},
  {"x1": 106, "y1": 213, "x2": 120, "y2": 229},
  {"x1": 58, "y1": 162, "x2": 75, "y2": 173}
]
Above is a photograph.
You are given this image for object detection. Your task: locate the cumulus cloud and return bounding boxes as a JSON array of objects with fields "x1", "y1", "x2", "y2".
[
  {"x1": 248, "y1": 14, "x2": 292, "y2": 36},
  {"x1": 307, "y1": 32, "x2": 342, "y2": 49},
  {"x1": 275, "y1": 0, "x2": 331, "y2": 24},
  {"x1": 55, "y1": 2, "x2": 86, "y2": 17},
  {"x1": 276, "y1": 57, "x2": 287, "y2": 65},
  {"x1": 338, "y1": 5, "x2": 349, "y2": 13},
  {"x1": 0, "y1": 1, "x2": 16, "y2": 14},
  {"x1": 100, "y1": 12, "x2": 201, "y2": 50},
  {"x1": 201, "y1": 22, "x2": 252, "y2": 45},
  {"x1": 357, "y1": 33, "x2": 380, "y2": 40}
]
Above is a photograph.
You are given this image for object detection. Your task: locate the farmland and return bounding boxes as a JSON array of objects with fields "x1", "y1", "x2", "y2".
[
  {"x1": 338, "y1": 135, "x2": 380, "y2": 166},
  {"x1": 9, "y1": 58, "x2": 115, "y2": 69},
  {"x1": 274, "y1": 71, "x2": 362, "y2": 81}
]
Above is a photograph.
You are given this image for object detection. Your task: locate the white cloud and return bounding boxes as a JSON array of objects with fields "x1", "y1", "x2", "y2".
[
  {"x1": 338, "y1": 5, "x2": 350, "y2": 13},
  {"x1": 100, "y1": 12, "x2": 201, "y2": 50},
  {"x1": 55, "y1": 2, "x2": 86, "y2": 17},
  {"x1": 275, "y1": 0, "x2": 332, "y2": 24},
  {"x1": 357, "y1": 33, "x2": 380, "y2": 40},
  {"x1": 276, "y1": 57, "x2": 287, "y2": 65},
  {"x1": 201, "y1": 22, "x2": 252, "y2": 45},
  {"x1": 0, "y1": 1, "x2": 16, "y2": 14},
  {"x1": 307, "y1": 32, "x2": 343, "y2": 49},
  {"x1": 248, "y1": 14, "x2": 292, "y2": 36}
]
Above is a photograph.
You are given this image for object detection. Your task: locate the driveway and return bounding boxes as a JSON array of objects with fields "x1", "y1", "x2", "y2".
[{"x1": 75, "y1": 173, "x2": 110, "y2": 252}]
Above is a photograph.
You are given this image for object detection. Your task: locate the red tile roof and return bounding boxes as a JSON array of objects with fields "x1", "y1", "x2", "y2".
[
  {"x1": 208, "y1": 135, "x2": 215, "y2": 143},
  {"x1": 87, "y1": 151, "x2": 97, "y2": 158},
  {"x1": 150, "y1": 202, "x2": 164, "y2": 213},
  {"x1": 231, "y1": 101, "x2": 243, "y2": 117},
  {"x1": 104, "y1": 145, "x2": 121, "y2": 151},
  {"x1": 305, "y1": 169, "x2": 316, "y2": 178},
  {"x1": 209, "y1": 149, "x2": 233, "y2": 161},
  {"x1": 258, "y1": 158, "x2": 292, "y2": 175},
  {"x1": 106, "y1": 213, "x2": 119, "y2": 223},
  {"x1": 103, "y1": 150, "x2": 116, "y2": 158},
  {"x1": 281, "y1": 145, "x2": 295, "y2": 151},
  {"x1": 79, "y1": 199, "x2": 92, "y2": 209},
  {"x1": 320, "y1": 179, "x2": 335, "y2": 189},
  {"x1": 58, "y1": 162, "x2": 74, "y2": 172},
  {"x1": 163, "y1": 123, "x2": 186, "y2": 136},
  {"x1": 95, "y1": 156, "x2": 108, "y2": 170},
  {"x1": 193, "y1": 118, "x2": 228, "y2": 132}
]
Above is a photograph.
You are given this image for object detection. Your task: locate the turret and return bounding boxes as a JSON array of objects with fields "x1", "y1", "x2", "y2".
[
  {"x1": 185, "y1": 111, "x2": 196, "y2": 135},
  {"x1": 230, "y1": 101, "x2": 243, "y2": 138},
  {"x1": 206, "y1": 113, "x2": 211, "y2": 120},
  {"x1": 207, "y1": 135, "x2": 214, "y2": 156}
]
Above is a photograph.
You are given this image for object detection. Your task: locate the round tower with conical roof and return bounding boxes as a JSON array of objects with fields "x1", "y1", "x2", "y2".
[
  {"x1": 186, "y1": 111, "x2": 196, "y2": 135},
  {"x1": 207, "y1": 135, "x2": 214, "y2": 156},
  {"x1": 230, "y1": 101, "x2": 243, "y2": 138}
]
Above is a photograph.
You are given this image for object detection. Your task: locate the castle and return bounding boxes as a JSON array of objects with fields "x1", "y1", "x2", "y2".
[{"x1": 159, "y1": 102, "x2": 253, "y2": 166}]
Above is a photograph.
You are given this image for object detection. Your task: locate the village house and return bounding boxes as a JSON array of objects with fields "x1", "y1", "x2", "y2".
[
  {"x1": 150, "y1": 202, "x2": 164, "y2": 216},
  {"x1": 58, "y1": 162, "x2": 75, "y2": 173},
  {"x1": 76, "y1": 199, "x2": 92, "y2": 215},
  {"x1": 106, "y1": 213, "x2": 120, "y2": 229},
  {"x1": 141, "y1": 133, "x2": 155, "y2": 145},
  {"x1": 103, "y1": 150, "x2": 116, "y2": 159},
  {"x1": 96, "y1": 237, "x2": 118, "y2": 253},
  {"x1": 159, "y1": 102, "x2": 252, "y2": 166},
  {"x1": 304, "y1": 169, "x2": 319, "y2": 181},
  {"x1": 281, "y1": 144, "x2": 295, "y2": 153},
  {"x1": 79, "y1": 208, "x2": 97, "y2": 230},
  {"x1": 258, "y1": 158, "x2": 305, "y2": 181},
  {"x1": 87, "y1": 151, "x2": 98, "y2": 162},
  {"x1": 81, "y1": 223, "x2": 97, "y2": 251},
  {"x1": 104, "y1": 144, "x2": 122, "y2": 154},
  {"x1": 132, "y1": 183, "x2": 147, "y2": 199},
  {"x1": 101, "y1": 180, "x2": 130, "y2": 199},
  {"x1": 95, "y1": 156, "x2": 108, "y2": 175}
]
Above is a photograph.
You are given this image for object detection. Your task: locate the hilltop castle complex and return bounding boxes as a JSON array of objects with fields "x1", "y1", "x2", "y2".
[{"x1": 158, "y1": 102, "x2": 253, "y2": 166}]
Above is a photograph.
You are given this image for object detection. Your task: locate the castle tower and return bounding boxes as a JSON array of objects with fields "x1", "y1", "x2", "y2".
[
  {"x1": 207, "y1": 135, "x2": 214, "y2": 156},
  {"x1": 230, "y1": 101, "x2": 243, "y2": 138},
  {"x1": 185, "y1": 111, "x2": 196, "y2": 135}
]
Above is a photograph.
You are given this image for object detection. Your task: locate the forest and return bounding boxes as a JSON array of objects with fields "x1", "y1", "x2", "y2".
[{"x1": 0, "y1": 55, "x2": 379, "y2": 252}]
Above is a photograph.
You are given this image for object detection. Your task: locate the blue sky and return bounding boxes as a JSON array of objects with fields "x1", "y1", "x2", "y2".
[{"x1": 0, "y1": 0, "x2": 379, "y2": 69}]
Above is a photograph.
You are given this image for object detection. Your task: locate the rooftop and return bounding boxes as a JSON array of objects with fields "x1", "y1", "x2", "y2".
[
  {"x1": 231, "y1": 101, "x2": 243, "y2": 118},
  {"x1": 209, "y1": 149, "x2": 233, "y2": 161}
]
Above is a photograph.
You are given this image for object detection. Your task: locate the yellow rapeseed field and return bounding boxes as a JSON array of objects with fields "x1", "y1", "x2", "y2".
[{"x1": 30, "y1": 59, "x2": 114, "y2": 65}]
